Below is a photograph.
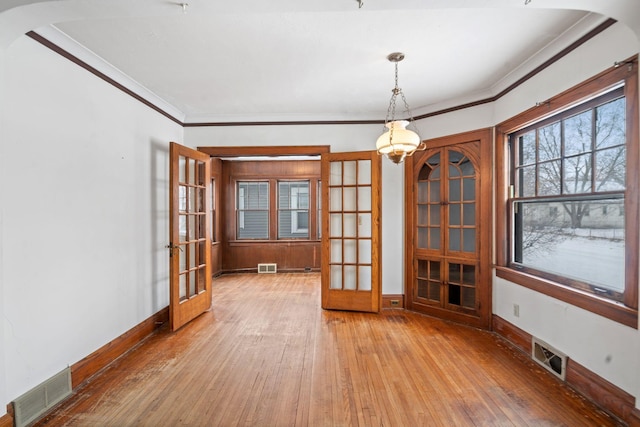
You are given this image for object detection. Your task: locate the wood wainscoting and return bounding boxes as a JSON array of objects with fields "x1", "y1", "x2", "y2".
[
  {"x1": 221, "y1": 160, "x2": 321, "y2": 273},
  {"x1": 493, "y1": 315, "x2": 638, "y2": 425}
]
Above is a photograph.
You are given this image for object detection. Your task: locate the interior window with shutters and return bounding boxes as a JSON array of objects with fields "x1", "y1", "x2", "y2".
[
  {"x1": 237, "y1": 181, "x2": 269, "y2": 239},
  {"x1": 278, "y1": 181, "x2": 310, "y2": 239}
]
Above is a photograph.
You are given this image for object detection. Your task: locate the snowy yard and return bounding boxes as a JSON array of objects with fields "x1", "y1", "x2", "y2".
[{"x1": 523, "y1": 232, "x2": 624, "y2": 292}]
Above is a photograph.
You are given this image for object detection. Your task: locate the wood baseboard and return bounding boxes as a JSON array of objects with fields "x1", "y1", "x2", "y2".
[
  {"x1": 629, "y1": 407, "x2": 640, "y2": 427},
  {"x1": 382, "y1": 294, "x2": 404, "y2": 309},
  {"x1": 492, "y1": 315, "x2": 531, "y2": 353},
  {"x1": 0, "y1": 412, "x2": 13, "y2": 427},
  {"x1": 493, "y1": 315, "x2": 636, "y2": 425},
  {"x1": 71, "y1": 307, "x2": 169, "y2": 388}
]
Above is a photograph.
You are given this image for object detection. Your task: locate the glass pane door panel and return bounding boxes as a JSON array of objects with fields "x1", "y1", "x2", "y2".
[
  {"x1": 344, "y1": 239, "x2": 357, "y2": 263},
  {"x1": 462, "y1": 266, "x2": 475, "y2": 284},
  {"x1": 178, "y1": 156, "x2": 187, "y2": 183},
  {"x1": 188, "y1": 243, "x2": 196, "y2": 269},
  {"x1": 418, "y1": 182, "x2": 428, "y2": 203},
  {"x1": 344, "y1": 266, "x2": 357, "y2": 290},
  {"x1": 179, "y1": 274, "x2": 187, "y2": 300},
  {"x1": 418, "y1": 228, "x2": 428, "y2": 248},
  {"x1": 449, "y1": 181, "x2": 461, "y2": 201},
  {"x1": 188, "y1": 159, "x2": 196, "y2": 184},
  {"x1": 330, "y1": 162, "x2": 342, "y2": 185},
  {"x1": 417, "y1": 280, "x2": 428, "y2": 298},
  {"x1": 463, "y1": 204, "x2": 475, "y2": 225},
  {"x1": 358, "y1": 187, "x2": 371, "y2": 211},
  {"x1": 463, "y1": 229, "x2": 476, "y2": 252},
  {"x1": 179, "y1": 216, "x2": 187, "y2": 241},
  {"x1": 429, "y1": 284, "x2": 441, "y2": 301},
  {"x1": 449, "y1": 228, "x2": 460, "y2": 251},
  {"x1": 330, "y1": 188, "x2": 342, "y2": 211},
  {"x1": 359, "y1": 240, "x2": 372, "y2": 263},
  {"x1": 418, "y1": 206, "x2": 428, "y2": 225},
  {"x1": 463, "y1": 178, "x2": 475, "y2": 200},
  {"x1": 359, "y1": 266, "x2": 372, "y2": 291},
  {"x1": 179, "y1": 246, "x2": 187, "y2": 272},
  {"x1": 343, "y1": 187, "x2": 356, "y2": 211},
  {"x1": 449, "y1": 205, "x2": 461, "y2": 226},
  {"x1": 189, "y1": 272, "x2": 196, "y2": 297},
  {"x1": 462, "y1": 288, "x2": 476, "y2": 309},
  {"x1": 189, "y1": 187, "x2": 197, "y2": 211},
  {"x1": 343, "y1": 161, "x2": 357, "y2": 185},
  {"x1": 343, "y1": 214, "x2": 357, "y2": 237},
  {"x1": 429, "y1": 228, "x2": 440, "y2": 250},
  {"x1": 358, "y1": 214, "x2": 371, "y2": 238},
  {"x1": 330, "y1": 240, "x2": 342, "y2": 263},
  {"x1": 358, "y1": 214, "x2": 371, "y2": 237},
  {"x1": 357, "y1": 160, "x2": 371, "y2": 185},
  {"x1": 179, "y1": 186, "x2": 187, "y2": 211},
  {"x1": 429, "y1": 205, "x2": 440, "y2": 225},
  {"x1": 429, "y1": 182, "x2": 440, "y2": 202},
  {"x1": 197, "y1": 269, "x2": 206, "y2": 293},
  {"x1": 188, "y1": 216, "x2": 195, "y2": 241},
  {"x1": 330, "y1": 214, "x2": 342, "y2": 237},
  {"x1": 330, "y1": 266, "x2": 342, "y2": 289}
]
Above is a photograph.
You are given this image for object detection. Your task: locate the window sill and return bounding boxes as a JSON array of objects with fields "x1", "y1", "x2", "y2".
[{"x1": 495, "y1": 266, "x2": 637, "y2": 329}]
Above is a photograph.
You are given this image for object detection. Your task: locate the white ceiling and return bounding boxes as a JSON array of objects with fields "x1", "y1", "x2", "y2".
[{"x1": 2, "y1": 1, "x2": 640, "y2": 123}]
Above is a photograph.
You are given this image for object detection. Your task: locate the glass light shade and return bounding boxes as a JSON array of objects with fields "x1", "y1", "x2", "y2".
[{"x1": 376, "y1": 120, "x2": 421, "y2": 156}]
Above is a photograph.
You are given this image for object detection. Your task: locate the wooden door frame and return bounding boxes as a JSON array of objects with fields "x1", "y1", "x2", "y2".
[{"x1": 404, "y1": 128, "x2": 493, "y2": 329}]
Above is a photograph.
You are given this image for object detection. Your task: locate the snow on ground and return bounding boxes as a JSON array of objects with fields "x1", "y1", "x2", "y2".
[{"x1": 523, "y1": 233, "x2": 624, "y2": 292}]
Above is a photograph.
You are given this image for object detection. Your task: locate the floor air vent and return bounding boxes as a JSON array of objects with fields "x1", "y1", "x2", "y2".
[
  {"x1": 13, "y1": 367, "x2": 72, "y2": 427},
  {"x1": 258, "y1": 263, "x2": 277, "y2": 273},
  {"x1": 532, "y1": 337, "x2": 567, "y2": 381}
]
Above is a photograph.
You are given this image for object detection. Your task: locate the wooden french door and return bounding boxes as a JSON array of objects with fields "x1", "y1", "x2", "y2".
[
  {"x1": 405, "y1": 129, "x2": 492, "y2": 329},
  {"x1": 321, "y1": 151, "x2": 381, "y2": 312},
  {"x1": 169, "y1": 142, "x2": 212, "y2": 331}
]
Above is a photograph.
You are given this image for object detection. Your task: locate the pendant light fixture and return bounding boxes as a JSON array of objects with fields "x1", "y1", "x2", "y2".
[{"x1": 376, "y1": 52, "x2": 425, "y2": 164}]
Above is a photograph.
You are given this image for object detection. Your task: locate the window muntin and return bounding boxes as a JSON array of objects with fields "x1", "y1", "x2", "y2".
[
  {"x1": 237, "y1": 181, "x2": 269, "y2": 239},
  {"x1": 509, "y1": 87, "x2": 627, "y2": 302},
  {"x1": 278, "y1": 181, "x2": 310, "y2": 239}
]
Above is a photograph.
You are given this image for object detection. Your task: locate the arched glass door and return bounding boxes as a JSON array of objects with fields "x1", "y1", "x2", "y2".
[{"x1": 406, "y1": 130, "x2": 491, "y2": 329}]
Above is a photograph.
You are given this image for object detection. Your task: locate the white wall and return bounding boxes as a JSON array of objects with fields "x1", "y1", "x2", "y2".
[
  {"x1": 0, "y1": 35, "x2": 182, "y2": 416},
  {"x1": 492, "y1": 22, "x2": 640, "y2": 404}
]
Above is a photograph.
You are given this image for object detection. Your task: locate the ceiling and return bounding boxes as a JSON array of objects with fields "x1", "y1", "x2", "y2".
[{"x1": 2, "y1": 1, "x2": 640, "y2": 124}]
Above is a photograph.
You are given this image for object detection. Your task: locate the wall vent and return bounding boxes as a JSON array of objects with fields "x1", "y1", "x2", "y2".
[
  {"x1": 532, "y1": 337, "x2": 568, "y2": 381},
  {"x1": 13, "y1": 367, "x2": 72, "y2": 427},
  {"x1": 258, "y1": 263, "x2": 277, "y2": 274}
]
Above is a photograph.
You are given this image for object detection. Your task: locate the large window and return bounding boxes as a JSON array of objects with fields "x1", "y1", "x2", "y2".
[
  {"x1": 278, "y1": 181, "x2": 310, "y2": 239},
  {"x1": 511, "y1": 88, "x2": 626, "y2": 301},
  {"x1": 237, "y1": 181, "x2": 269, "y2": 239},
  {"x1": 496, "y1": 59, "x2": 638, "y2": 328}
]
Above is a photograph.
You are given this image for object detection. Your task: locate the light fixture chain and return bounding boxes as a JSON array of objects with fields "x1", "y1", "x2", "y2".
[
  {"x1": 399, "y1": 90, "x2": 418, "y2": 131},
  {"x1": 377, "y1": 52, "x2": 424, "y2": 163}
]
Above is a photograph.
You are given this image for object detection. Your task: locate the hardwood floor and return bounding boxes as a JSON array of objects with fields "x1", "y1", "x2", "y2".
[{"x1": 36, "y1": 273, "x2": 620, "y2": 426}]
